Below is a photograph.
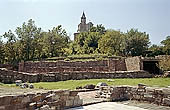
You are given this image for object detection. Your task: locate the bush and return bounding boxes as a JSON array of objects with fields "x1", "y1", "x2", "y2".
[{"x1": 159, "y1": 55, "x2": 170, "y2": 71}]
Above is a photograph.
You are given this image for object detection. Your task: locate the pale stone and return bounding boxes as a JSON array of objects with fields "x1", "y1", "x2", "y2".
[
  {"x1": 66, "y1": 100, "x2": 74, "y2": 107},
  {"x1": 22, "y1": 96, "x2": 31, "y2": 103}
]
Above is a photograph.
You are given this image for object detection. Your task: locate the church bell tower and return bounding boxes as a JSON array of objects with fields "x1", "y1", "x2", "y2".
[{"x1": 81, "y1": 12, "x2": 86, "y2": 24}]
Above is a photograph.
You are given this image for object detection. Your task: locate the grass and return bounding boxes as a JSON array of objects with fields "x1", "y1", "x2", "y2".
[
  {"x1": 1, "y1": 78, "x2": 170, "y2": 90},
  {"x1": 32, "y1": 78, "x2": 170, "y2": 90}
]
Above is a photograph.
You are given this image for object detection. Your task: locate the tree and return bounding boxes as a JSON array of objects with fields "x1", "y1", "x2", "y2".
[
  {"x1": 73, "y1": 32, "x2": 101, "y2": 54},
  {"x1": 15, "y1": 19, "x2": 41, "y2": 61},
  {"x1": 98, "y1": 30, "x2": 126, "y2": 55},
  {"x1": 90, "y1": 24, "x2": 106, "y2": 35},
  {"x1": 0, "y1": 36, "x2": 5, "y2": 64},
  {"x1": 125, "y1": 29, "x2": 150, "y2": 56},
  {"x1": 43, "y1": 25, "x2": 70, "y2": 57},
  {"x1": 148, "y1": 44, "x2": 164, "y2": 57},
  {"x1": 161, "y1": 36, "x2": 170, "y2": 55},
  {"x1": 74, "y1": 32, "x2": 88, "y2": 54},
  {"x1": 2, "y1": 30, "x2": 19, "y2": 65}
]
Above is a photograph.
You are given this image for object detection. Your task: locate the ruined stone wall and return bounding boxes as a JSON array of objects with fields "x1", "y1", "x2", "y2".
[
  {"x1": 0, "y1": 68, "x2": 153, "y2": 84},
  {"x1": 0, "y1": 90, "x2": 83, "y2": 110},
  {"x1": 0, "y1": 64, "x2": 13, "y2": 70},
  {"x1": 98, "y1": 85, "x2": 170, "y2": 106},
  {"x1": 115, "y1": 58, "x2": 127, "y2": 71},
  {"x1": 125, "y1": 57, "x2": 142, "y2": 71},
  {"x1": 19, "y1": 59, "x2": 127, "y2": 73}
]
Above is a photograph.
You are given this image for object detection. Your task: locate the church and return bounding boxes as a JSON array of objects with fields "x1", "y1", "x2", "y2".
[{"x1": 74, "y1": 12, "x2": 93, "y2": 40}]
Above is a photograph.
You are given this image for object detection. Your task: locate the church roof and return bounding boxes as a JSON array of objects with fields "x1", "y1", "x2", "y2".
[{"x1": 81, "y1": 11, "x2": 86, "y2": 19}]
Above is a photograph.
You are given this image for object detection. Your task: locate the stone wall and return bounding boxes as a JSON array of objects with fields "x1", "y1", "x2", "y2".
[
  {"x1": 0, "y1": 68, "x2": 153, "y2": 84},
  {"x1": 0, "y1": 64, "x2": 13, "y2": 70},
  {"x1": 97, "y1": 85, "x2": 170, "y2": 106},
  {"x1": 0, "y1": 90, "x2": 83, "y2": 110},
  {"x1": 125, "y1": 57, "x2": 142, "y2": 71},
  {"x1": 18, "y1": 59, "x2": 127, "y2": 73}
]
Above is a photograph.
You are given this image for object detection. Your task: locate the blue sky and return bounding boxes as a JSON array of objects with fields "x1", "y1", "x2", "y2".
[{"x1": 0, "y1": 0, "x2": 169, "y2": 44}]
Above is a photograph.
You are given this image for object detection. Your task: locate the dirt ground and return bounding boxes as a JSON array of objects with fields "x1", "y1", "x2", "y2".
[{"x1": 0, "y1": 86, "x2": 45, "y2": 96}]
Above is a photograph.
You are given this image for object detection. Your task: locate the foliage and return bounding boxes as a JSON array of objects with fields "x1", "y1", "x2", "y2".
[
  {"x1": 42, "y1": 26, "x2": 70, "y2": 57},
  {"x1": 0, "y1": 37, "x2": 5, "y2": 64},
  {"x1": 125, "y1": 29, "x2": 150, "y2": 56},
  {"x1": 0, "y1": 19, "x2": 70, "y2": 67},
  {"x1": 159, "y1": 55, "x2": 170, "y2": 71},
  {"x1": 2, "y1": 30, "x2": 20, "y2": 65},
  {"x1": 98, "y1": 30, "x2": 126, "y2": 55},
  {"x1": 148, "y1": 44, "x2": 164, "y2": 57},
  {"x1": 73, "y1": 32, "x2": 101, "y2": 54},
  {"x1": 15, "y1": 19, "x2": 42, "y2": 61},
  {"x1": 90, "y1": 24, "x2": 106, "y2": 35},
  {"x1": 0, "y1": 19, "x2": 170, "y2": 67},
  {"x1": 161, "y1": 36, "x2": 170, "y2": 55}
]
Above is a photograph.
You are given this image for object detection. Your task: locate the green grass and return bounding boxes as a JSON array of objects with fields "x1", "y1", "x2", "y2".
[
  {"x1": 1, "y1": 78, "x2": 170, "y2": 90},
  {"x1": 33, "y1": 78, "x2": 170, "y2": 90}
]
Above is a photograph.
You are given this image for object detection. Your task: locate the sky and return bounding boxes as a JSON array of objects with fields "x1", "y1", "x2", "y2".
[{"x1": 0, "y1": 0, "x2": 170, "y2": 44}]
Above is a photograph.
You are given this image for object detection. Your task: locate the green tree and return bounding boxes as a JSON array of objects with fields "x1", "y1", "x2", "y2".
[
  {"x1": 74, "y1": 32, "x2": 88, "y2": 54},
  {"x1": 84, "y1": 32, "x2": 101, "y2": 53},
  {"x1": 125, "y1": 29, "x2": 150, "y2": 56},
  {"x1": 43, "y1": 25, "x2": 70, "y2": 57},
  {"x1": 161, "y1": 36, "x2": 170, "y2": 55},
  {"x1": 2, "y1": 30, "x2": 19, "y2": 65},
  {"x1": 148, "y1": 44, "x2": 164, "y2": 57},
  {"x1": 15, "y1": 19, "x2": 41, "y2": 61},
  {"x1": 98, "y1": 30, "x2": 126, "y2": 55},
  {"x1": 74, "y1": 32, "x2": 101, "y2": 54},
  {"x1": 0, "y1": 36, "x2": 5, "y2": 64},
  {"x1": 90, "y1": 24, "x2": 106, "y2": 35}
]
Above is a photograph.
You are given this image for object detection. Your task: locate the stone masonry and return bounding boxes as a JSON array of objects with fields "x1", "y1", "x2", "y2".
[
  {"x1": 18, "y1": 56, "x2": 160, "y2": 75},
  {"x1": 19, "y1": 59, "x2": 127, "y2": 73},
  {"x1": 0, "y1": 68, "x2": 153, "y2": 83},
  {"x1": 96, "y1": 85, "x2": 170, "y2": 107},
  {"x1": 0, "y1": 90, "x2": 83, "y2": 110}
]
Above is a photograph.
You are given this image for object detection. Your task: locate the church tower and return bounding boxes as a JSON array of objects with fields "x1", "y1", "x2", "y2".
[
  {"x1": 74, "y1": 12, "x2": 93, "y2": 40},
  {"x1": 81, "y1": 12, "x2": 86, "y2": 24}
]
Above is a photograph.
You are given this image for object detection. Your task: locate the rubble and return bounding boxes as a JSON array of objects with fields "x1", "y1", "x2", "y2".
[{"x1": 96, "y1": 84, "x2": 170, "y2": 106}]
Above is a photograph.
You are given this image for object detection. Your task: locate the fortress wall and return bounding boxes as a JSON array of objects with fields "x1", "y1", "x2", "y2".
[
  {"x1": 0, "y1": 68, "x2": 153, "y2": 84},
  {"x1": 18, "y1": 59, "x2": 127, "y2": 73}
]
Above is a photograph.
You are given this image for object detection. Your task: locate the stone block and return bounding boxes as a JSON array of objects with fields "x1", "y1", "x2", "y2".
[
  {"x1": 37, "y1": 102, "x2": 44, "y2": 108},
  {"x1": 29, "y1": 102, "x2": 36, "y2": 110},
  {"x1": 4, "y1": 105, "x2": 18, "y2": 110},
  {"x1": 163, "y1": 98, "x2": 170, "y2": 106},
  {"x1": 63, "y1": 90, "x2": 70, "y2": 95},
  {"x1": 66, "y1": 100, "x2": 74, "y2": 107},
  {"x1": 78, "y1": 99, "x2": 83, "y2": 105},
  {"x1": 32, "y1": 94, "x2": 43, "y2": 102},
  {"x1": 0, "y1": 106, "x2": 5, "y2": 110},
  {"x1": 52, "y1": 94, "x2": 60, "y2": 101},
  {"x1": 40, "y1": 105, "x2": 50, "y2": 110},
  {"x1": 70, "y1": 91, "x2": 78, "y2": 96},
  {"x1": 60, "y1": 95, "x2": 69, "y2": 101},
  {"x1": 21, "y1": 96, "x2": 31, "y2": 103},
  {"x1": 47, "y1": 101, "x2": 61, "y2": 107},
  {"x1": 0, "y1": 96, "x2": 13, "y2": 106},
  {"x1": 10, "y1": 96, "x2": 22, "y2": 105}
]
